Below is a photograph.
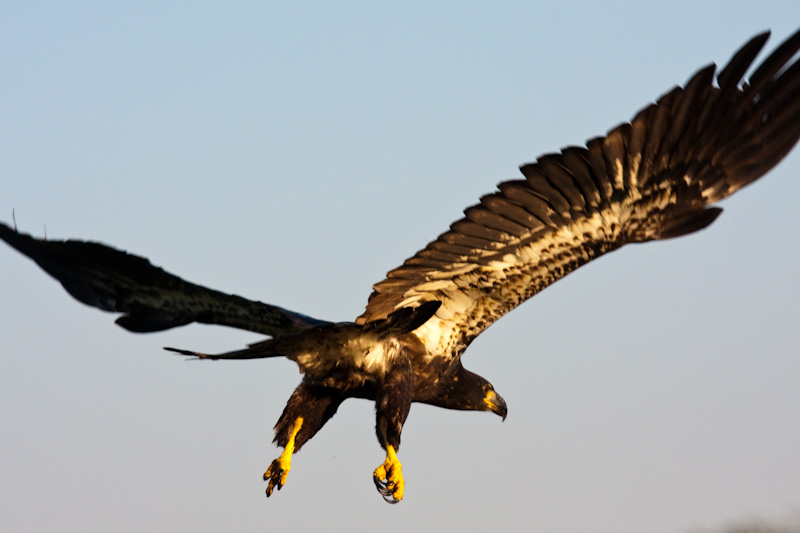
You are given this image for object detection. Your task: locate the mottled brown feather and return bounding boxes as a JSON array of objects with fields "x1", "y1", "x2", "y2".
[{"x1": 357, "y1": 28, "x2": 800, "y2": 359}]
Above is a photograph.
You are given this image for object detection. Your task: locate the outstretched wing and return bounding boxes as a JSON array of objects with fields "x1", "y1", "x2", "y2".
[
  {"x1": 0, "y1": 223, "x2": 330, "y2": 336},
  {"x1": 357, "y1": 29, "x2": 800, "y2": 358}
]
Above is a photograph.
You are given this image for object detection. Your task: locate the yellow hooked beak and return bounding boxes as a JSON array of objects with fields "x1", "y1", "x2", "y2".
[{"x1": 484, "y1": 389, "x2": 507, "y2": 420}]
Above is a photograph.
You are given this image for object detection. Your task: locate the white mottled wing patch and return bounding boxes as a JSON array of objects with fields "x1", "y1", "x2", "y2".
[{"x1": 356, "y1": 29, "x2": 800, "y2": 358}]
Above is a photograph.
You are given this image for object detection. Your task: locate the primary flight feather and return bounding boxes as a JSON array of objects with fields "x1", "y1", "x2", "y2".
[{"x1": 2, "y1": 28, "x2": 799, "y2": 503}]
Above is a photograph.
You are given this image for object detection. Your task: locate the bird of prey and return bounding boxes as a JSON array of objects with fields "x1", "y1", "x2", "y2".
[{"x1": 2, "y1": 28, "x2": 800, "y2": 504}]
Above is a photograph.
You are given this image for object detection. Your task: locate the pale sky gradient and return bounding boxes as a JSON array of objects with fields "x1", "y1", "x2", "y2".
[{"x1": 2, "y1": 2, "x2": 799, "y2": 532}]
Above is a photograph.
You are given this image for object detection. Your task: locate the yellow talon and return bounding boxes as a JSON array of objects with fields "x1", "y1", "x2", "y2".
[
  {"x1": 372, "y1": 444, "x2": 404, "y2": 503},
  {"x1": 264, "y1": 417, "x2": 303, "y2": 497}
]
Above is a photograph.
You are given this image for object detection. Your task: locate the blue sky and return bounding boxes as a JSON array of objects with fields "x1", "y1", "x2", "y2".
[{"x1": 2, "y1": 2, "x2": 799, "y2": 532}]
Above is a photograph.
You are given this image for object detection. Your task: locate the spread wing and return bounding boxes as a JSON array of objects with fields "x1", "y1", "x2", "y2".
[
  {"x1": 357, "y1": 29, "x2": 800, "y2": 357},
  {"x1": 0, "y1": 223, "x2": 330, "y2": 336}
]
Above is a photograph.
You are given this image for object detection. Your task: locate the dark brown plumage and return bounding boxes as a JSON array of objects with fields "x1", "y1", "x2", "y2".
[{"x1": 2, "y1": 28, "x2": 799, "y2": 504}]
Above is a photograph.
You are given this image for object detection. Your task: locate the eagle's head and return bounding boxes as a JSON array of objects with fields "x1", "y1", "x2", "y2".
[
  {"x1": 482, "y1": 382, "x2": 508, "y2": 421},
  {"x1": 424, "y1": 363, "x2": 507, "y2": 420}
]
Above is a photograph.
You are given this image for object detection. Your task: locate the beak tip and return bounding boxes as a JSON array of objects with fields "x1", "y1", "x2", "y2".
[{"x1": 485, "y1": 389, "x2": 508, "y2": 421}]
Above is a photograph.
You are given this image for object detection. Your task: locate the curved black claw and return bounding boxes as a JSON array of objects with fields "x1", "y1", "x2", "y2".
[
  {"x1": 373, "y1": 476, "x2": 402, "y2": 504},
  {"x1": 263, "y1": 417, "x2": 302, "y2": 499},
  {"x1": 372, "y1": 452, "x2": 404, "y2": 503},
  {"x1": 264, "y1": 458, "x2": 289, "y2": 497}
]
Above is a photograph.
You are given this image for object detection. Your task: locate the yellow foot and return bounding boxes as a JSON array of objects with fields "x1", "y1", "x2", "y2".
[
  {"x1": 264, "y1": 417, "x2": 303, "y2": 498},
  {"x1": 372, "y1": 445, "x2": 404, "y2": 503},
  {"x1": 263, "y1": 455, "x2": 290, "y2": 496}
]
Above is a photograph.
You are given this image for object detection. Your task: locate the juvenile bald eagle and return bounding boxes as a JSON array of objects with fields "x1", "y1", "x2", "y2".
[{"x1": 2, "y1": 28, "x2": 800, "y2": 503}]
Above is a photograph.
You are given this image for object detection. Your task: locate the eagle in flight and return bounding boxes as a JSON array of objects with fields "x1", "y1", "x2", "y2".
[{"x1": 2, "y1": 28, "x2": 800, "y2": 503}]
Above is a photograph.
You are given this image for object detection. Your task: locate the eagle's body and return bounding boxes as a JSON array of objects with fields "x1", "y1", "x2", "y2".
[{"x1": 2, "y1": 28, "x2": 800, "y2": 503}]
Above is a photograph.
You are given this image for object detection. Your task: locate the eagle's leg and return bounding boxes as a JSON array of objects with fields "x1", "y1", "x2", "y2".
[
  {"x1": 265, "y1": 381, "x2": 343, "y2": 498},
  {"x1": 372, "y1": 358, "x2": 414, "y2": 503},
  {"x1": 264, "y1": 416, "x2": 302, "y2": 496},
  {"x1": 373, "y1": 440, "x2": 404, "y2": 503}
]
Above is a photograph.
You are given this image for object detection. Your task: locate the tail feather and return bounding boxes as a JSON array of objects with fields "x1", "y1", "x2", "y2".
[{"x1": 164, "y1": 346, "x2": 283, "y2": 360}]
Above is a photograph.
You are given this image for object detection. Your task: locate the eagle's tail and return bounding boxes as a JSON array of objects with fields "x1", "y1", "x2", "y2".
[
  {"x1": 165, "y1": 301, "x2": 441, "y2": 361},
  {"x1": 163, "y1": 345, "x2": 284, "y2": 360}
]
